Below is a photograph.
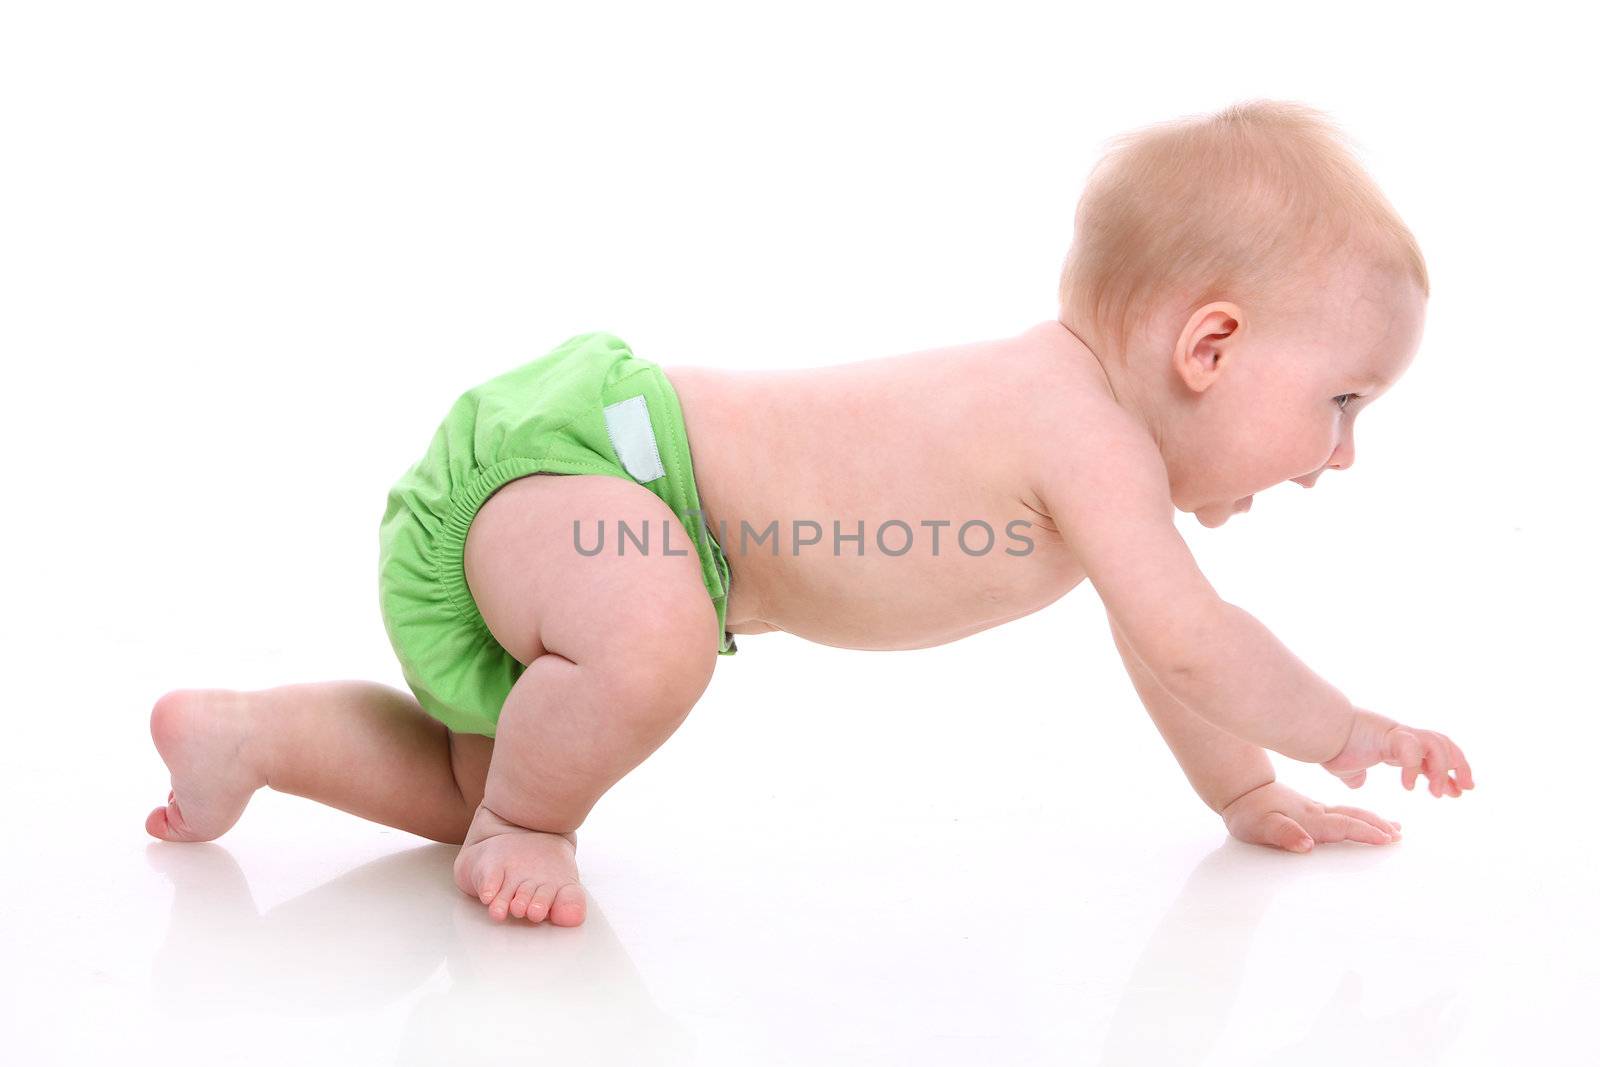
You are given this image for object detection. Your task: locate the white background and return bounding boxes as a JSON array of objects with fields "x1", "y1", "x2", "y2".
[{"x1": 3, "y1": 2, "x2": 1597, "y2": 1064}]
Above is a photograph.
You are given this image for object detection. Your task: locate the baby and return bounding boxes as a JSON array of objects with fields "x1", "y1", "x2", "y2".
[{"x1": 146, "y1": 100, "x2": 1473, "y2": 927}]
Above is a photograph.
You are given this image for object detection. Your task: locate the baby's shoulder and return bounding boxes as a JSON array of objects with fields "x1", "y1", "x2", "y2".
[
  {"x1": 1006, "y1": 329, "x2": 1146, "y2": 461},
  {"x1": 991, "y1": 329, "x2": 1167, "y2": 537}
]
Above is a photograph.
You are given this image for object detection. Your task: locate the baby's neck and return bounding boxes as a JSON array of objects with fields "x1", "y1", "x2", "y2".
[{"x1": 1035, "y1": 317, "x2": 1172, "y2": 467}]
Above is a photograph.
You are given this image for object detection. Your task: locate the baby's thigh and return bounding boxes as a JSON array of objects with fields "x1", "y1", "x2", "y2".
[{"x1": 463, "y1": 472, "x2": 719, "y2": 680}]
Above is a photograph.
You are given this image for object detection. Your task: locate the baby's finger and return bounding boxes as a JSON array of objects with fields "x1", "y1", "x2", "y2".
[
  {"x1": 1325, "y1": 804, "x2": 1400, "y2": 836},
  {"x1": 1424, "y1": 736, "x2": 1457, "y2": 798},
  {"x1": 1387, "y1": 730, "x2": 1424, "y2": 789},
  {"x1": 1426, "y1": 741, "x2": 1463, "y2": 797},
  {"x1": 1326, "y1": 813, "x2": 1393, "y2": 846},
  {"x1": 1445, "y1": 737, "x2": 1474, "y2": 789},
  {"x1": 1423, "y1": 738, "x2": 1448, "y2": 797}
]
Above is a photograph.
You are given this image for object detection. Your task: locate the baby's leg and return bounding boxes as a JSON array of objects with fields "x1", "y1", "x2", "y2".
[
  {"x1": 452, "y1": 473, "x2": 720, "y2": 927},
  {"x1": 146, "y1": 681, "x2": 492, "y2": 845}
]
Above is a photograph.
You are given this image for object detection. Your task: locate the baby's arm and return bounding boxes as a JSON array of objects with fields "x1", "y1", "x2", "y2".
[
  {"x1": 1107, "y1": 607, "x2": 1274, "y2": 813},
  {"x1": 1109, "y1": 607, "x2": 1406, "y2": 851},
  {"x1": 1037, "y1": 421, "x2": 1352, "y2": 761},
  {"x1": 1040, "y1": 423, "x2": 1471, "y2": 796}
]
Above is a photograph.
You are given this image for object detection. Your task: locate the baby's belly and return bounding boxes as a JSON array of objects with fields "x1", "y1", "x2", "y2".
[{"x1": 721, "y1": 517, "x2": 1087, "y2": 650}]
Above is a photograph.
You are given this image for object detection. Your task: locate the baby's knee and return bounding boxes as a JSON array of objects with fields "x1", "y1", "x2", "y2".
[{"x1": 592, "y1": 595, "x2": 718, "y2": 718}]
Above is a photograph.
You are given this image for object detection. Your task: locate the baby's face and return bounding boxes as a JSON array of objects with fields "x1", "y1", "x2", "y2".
[{"x1": 1185, "y1": 255, "x2": 1427, "y2": 528}]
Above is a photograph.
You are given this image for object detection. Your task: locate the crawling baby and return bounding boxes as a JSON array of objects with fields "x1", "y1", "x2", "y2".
[{"x1": 146, "y1": 99, "x2": 1473, "y2": 926}]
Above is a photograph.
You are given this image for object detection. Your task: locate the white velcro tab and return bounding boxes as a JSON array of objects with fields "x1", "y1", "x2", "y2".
[{"x1": 602, "y1": 393, "x2": 667, "y2": 483}]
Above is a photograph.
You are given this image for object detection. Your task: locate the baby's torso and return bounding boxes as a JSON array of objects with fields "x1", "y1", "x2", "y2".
[{"x1": 663, "y1": 321, "x2": 1118, "y2": 650}]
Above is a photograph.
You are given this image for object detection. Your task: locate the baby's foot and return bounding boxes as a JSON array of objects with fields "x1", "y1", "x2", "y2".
[
  {"x1": 453, "y1": 803, "x2": 587, "y2": 926},
  {"x1": 145, "y1": 690, "x2": 266, "y2": 842}
]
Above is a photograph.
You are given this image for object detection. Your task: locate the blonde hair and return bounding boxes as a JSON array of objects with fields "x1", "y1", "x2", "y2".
[{"x1": 1058, "y1": 99, "x2": 1429, "y2": 360}]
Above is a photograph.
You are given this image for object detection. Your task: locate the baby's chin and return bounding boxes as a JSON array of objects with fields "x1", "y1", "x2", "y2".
[{"x1": 1193, "y1": 496, "x2": 1252, "y2": 528}]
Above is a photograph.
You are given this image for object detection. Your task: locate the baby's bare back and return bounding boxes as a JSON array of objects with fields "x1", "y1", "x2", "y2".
[{"x1": 664, "y1": 321, "x2": 1115, "y2": 650}]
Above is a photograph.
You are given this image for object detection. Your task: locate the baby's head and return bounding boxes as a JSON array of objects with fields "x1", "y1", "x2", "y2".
[{"x1": 1057, "y1": 100, "x2": 1428, "y2": 528}]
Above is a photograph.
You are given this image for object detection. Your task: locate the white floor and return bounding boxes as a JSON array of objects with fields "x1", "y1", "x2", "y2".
[{"x1": 6, "y1": 517, "x2": 1594, "y2": 1065}]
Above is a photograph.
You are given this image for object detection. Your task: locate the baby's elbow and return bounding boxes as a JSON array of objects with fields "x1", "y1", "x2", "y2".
[
  {"x1": 1135, "y1": 600, "x2": 1231, "y2": 691},
  {"x1": 1147, "y1": 650, "x2": 1205, "y2": 698}
]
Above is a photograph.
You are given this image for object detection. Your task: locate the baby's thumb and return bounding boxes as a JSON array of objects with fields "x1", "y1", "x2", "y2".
[
  {"x1": 1320, "y1": 760, "x2": 1367, "y2": 787},
  {"x1": 1263, "y1": 812, "x2": 1314, "y2": 853},
  {"x1": 1385, "y1": 729, "x2": 1424, "y2": 771}
]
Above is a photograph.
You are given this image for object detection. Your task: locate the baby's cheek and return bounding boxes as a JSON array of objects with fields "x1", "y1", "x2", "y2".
[{"x1": 1284, "y1": 418, "x2": 1334, "y2": 468}]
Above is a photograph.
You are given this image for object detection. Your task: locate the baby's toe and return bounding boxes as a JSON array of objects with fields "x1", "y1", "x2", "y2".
[
  {"x1": 145, "y1": 805, "x2": 172, "y2": 840},
  {"x1": 472, "y1": 865, "x2": 504, "y2": 906},
  {"x1": 487, "y1": 877, "x2": 521, "y2": 921},
  {"x1": 146, "y1": 797, "x2": 194, "y2": 842},
  {"x1": 520, "y1": 883, "x2": 557, "y2": 923},
  {"x1": 508, "y1": 881, "x2": 538, "y2": 919},
  {"x1": 547, "y1": 883, "x2": 587, "y2": 927}
]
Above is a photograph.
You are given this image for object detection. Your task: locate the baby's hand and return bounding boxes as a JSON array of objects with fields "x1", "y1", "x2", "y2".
[
  {"x1": 1319, "y1": 707, "x2": 1475, "y2": 797},
  {"x1": 1220, "y1": 780, "x2": 1400, "y2": 853}
]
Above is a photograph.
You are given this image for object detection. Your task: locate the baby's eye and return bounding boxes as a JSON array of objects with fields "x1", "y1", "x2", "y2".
[{"x1": 1334, "y1": 393, "x2": 1360, "y2": 411}]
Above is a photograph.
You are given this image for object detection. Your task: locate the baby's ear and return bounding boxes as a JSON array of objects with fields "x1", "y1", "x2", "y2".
[{"x1": 1172, "y1": 301, "x2": 1244, "y2": 394}]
